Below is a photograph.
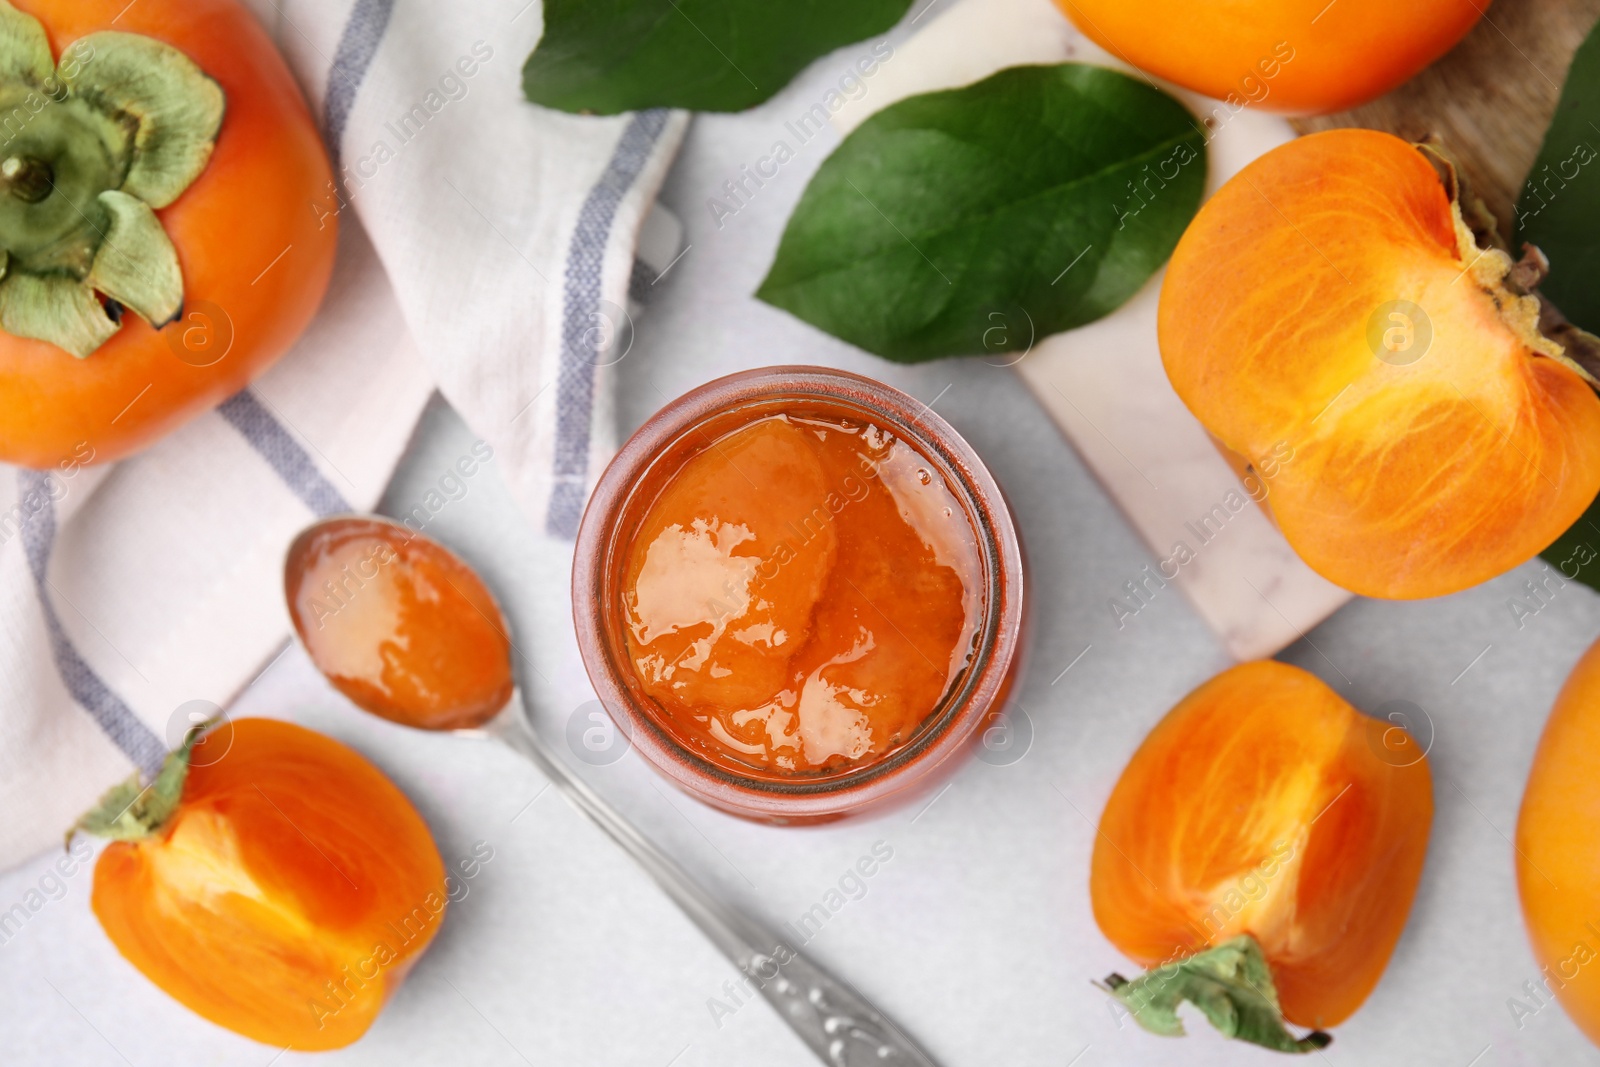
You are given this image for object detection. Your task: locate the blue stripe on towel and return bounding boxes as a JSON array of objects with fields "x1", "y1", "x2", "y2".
[
  {"x1": 217, "y1": 391, "x2": 351, "y2": 517},
  {"x1": 17, "y1": 470, "x2": 167, "y2": 776},
  {"x1": 217, "y1": 0, "x2": 391, "y2": 514},
  {"x1": 323, "y1": 0, "x2": 397, "y2": 170},
  {"x1": 545, "y1": 109, "x2": 673, "y2": 539}
]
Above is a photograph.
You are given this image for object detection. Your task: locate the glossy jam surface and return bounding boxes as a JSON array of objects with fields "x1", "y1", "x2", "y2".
[
  {"x1": 286, "y1": 519, "x2": 513, "y2": 730},
  {"x1": 619, "y1": 411, "x2": 983, "y2": 779}
]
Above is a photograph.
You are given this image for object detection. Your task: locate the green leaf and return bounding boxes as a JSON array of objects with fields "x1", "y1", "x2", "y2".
[
  {"x1": 1541, "y1": 500, "x2": 1600, "y2": 594},
  {"x1": 756, "y1": 64, "x2": 1206, "y2": 363},
  {"x1": 523, "y1": 0, "x2": 909, "y2": 115},
  {"x1": 1515, "y1": 17, "x2": 1600, "y2": 333},
  {"x1": 1524, "y1": 18, "x2": 1600, "y2": 586},
  {"x1": 1100, "y1": 936, "x2": 1332, "y2": 1055}
]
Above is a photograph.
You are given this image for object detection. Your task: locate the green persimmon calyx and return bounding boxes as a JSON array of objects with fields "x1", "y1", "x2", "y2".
[
  {"x1": 1097, "y1": 935, "x2": 1333, "y2": 1054},
  {"x1": 0, "y1": 0, "x2": 223, "y2": 358},
  {"x1": 69, "y1": 716, "x2": 219, "y2": 845}
]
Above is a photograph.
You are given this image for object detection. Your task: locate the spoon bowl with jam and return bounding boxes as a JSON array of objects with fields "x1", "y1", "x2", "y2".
[{"x1": 285, "y1": 517, "x2": 513, "y2": 731}]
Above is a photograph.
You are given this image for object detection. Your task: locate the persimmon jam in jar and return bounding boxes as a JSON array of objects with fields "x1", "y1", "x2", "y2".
[
  {"x1": 574, "y1": 368, "x2": 1025, "y2": 823},
  {"x1": 624, "y1": 410, "x2": 982, "y2": 775}
]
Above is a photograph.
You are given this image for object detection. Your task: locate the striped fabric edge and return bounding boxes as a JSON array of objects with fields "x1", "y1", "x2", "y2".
[
  {"x1": 15, "y1": 469, "x2": 167, "y2": 776},
  {"x1": 545, "y1": 109, "x2": 674, "y2": 539},
  {"x1": 16, "y1": 386, "x2": 354, "y2": 775},
  {"x1": 216, "y1": 391, "x2": 352, "y2": 517},
  {"x1": 323, "y1": 0, "x2": 398, "y2": 172}
]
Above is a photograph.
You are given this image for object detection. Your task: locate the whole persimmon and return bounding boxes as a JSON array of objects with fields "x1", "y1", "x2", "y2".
[
  {"x1": 79, "y1": 717, "x2": 446, "y2": 1050},
  {"x1": 1517, "y1": 635, "x2": 1600, "y2": 1047},
  {"x1": 1092, "y1": 661, "x2": 1433, "y2": 1049},
  {"x1": 0, "y1": 0, "x2": 338, "y2": 469},
  {"x1": 1159, "y1": 129, "x2": 1600, "y2": 600},
  {"x1": 1054, "y1": 0, "x2": 1484, "y2": 114}
]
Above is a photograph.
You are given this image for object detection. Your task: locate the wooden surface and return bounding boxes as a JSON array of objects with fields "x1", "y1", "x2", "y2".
[{"x1": 1294, "y1": 0, "x2": 1600, "y2": 243}]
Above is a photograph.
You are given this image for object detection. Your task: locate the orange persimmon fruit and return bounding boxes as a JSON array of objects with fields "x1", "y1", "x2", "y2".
[
  {"x1": 80, "y1": 717, "x2": 446, "y2": 1050},
  {"x1": 1092, "y1": 661, "x2": 1433, "y2": 1047},
  {"x1": 1517, "y1": 635, "x2": 1600, "y2": 1046},
  {"x1": 0, "y1": 0, "x2": 338, "y2": 468},
  {"x1": 1159, "y1": 129, "x2": 1600, "y2": 600},
  {"x1": 1054, "y1": 0, "x2": 1485, "y2": 114}
]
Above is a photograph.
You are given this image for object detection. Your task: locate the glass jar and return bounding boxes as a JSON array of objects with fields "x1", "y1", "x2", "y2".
[{"x1": 572, "y1": 367, "x2": 1026, "y2": 823}]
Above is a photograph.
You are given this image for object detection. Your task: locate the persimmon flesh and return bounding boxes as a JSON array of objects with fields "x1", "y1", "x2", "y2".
[
  {"x1": 1055, "y1": 0, "x2": 1484, "y2": 114},
  {"x1": 88, "y1": 718, "x2": 446, "y2": 1050},
  {"x1": 1517, "y1": 635, "x2": 1600, "y2": 1047},
  {"x1": 1159, "y1": 129, "x2": 1600, "y2": 599},
  {"x1": 1092, "y1": 661, "x2": 1433, "y2": 1032}
]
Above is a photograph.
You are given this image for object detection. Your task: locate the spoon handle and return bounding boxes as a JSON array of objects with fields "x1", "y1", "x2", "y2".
[{"x1": 475, "y1": 696, "x2": 941, "y2": 1067}]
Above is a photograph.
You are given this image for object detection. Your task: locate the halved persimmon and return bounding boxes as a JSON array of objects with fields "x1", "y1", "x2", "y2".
[
  {"x1": 1092, "y1": 661, "x2": 1433, "y2": 1049},
  {"x1": 81, "y1": 718, "x2": 446, "y2": 1050},
  {"x1": 1159, "y1": 129, "x2": 1600, "y2": 600}
]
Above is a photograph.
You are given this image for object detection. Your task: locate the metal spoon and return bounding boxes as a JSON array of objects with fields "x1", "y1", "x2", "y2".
[{"x1": 284, "y1": 515, "x2": 941, "y2": 1067}]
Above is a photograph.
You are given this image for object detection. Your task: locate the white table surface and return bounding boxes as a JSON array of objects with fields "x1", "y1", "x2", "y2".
[{"x1": 6, "y1": 14, "x2": 1600, "y2": 1066}]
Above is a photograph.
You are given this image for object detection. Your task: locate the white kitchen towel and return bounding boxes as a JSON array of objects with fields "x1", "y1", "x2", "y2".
[
  {"x1": 267, "y1": 0, "x2": 689, "y2": 535},
  {"x1": 0, "y1": 0, "x2": 687, "y2": 869}
]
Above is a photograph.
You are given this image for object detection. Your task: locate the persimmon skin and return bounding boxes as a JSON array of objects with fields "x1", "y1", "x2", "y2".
[
  {"x1": 1055, "y1": 0, "x2": 1484, "y2": 115},
  {"x1": 1091, "y1": 661, "x2": 1433, "y2": 1030},
  {"x1": 1159, "y1": 129, "x2": 1600, "y2": 600},
  {"x1": 0, "y1": 0, "x2": 338, "y2": 468},
  {"x1": 1517, "y1": 636, "x2": 1600, "y2": 1047},
  {"x1": 90, "y1": 719, "x2": 446, "y2": 1050}
]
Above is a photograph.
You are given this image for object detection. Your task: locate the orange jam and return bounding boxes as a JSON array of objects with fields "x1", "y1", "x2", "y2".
[
  {"x1": 285, "y1": 519, "x2": 513, "y2": 731},
  {"x1": 620, "y1": 410, "x2": 983, "y2": 778}
]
